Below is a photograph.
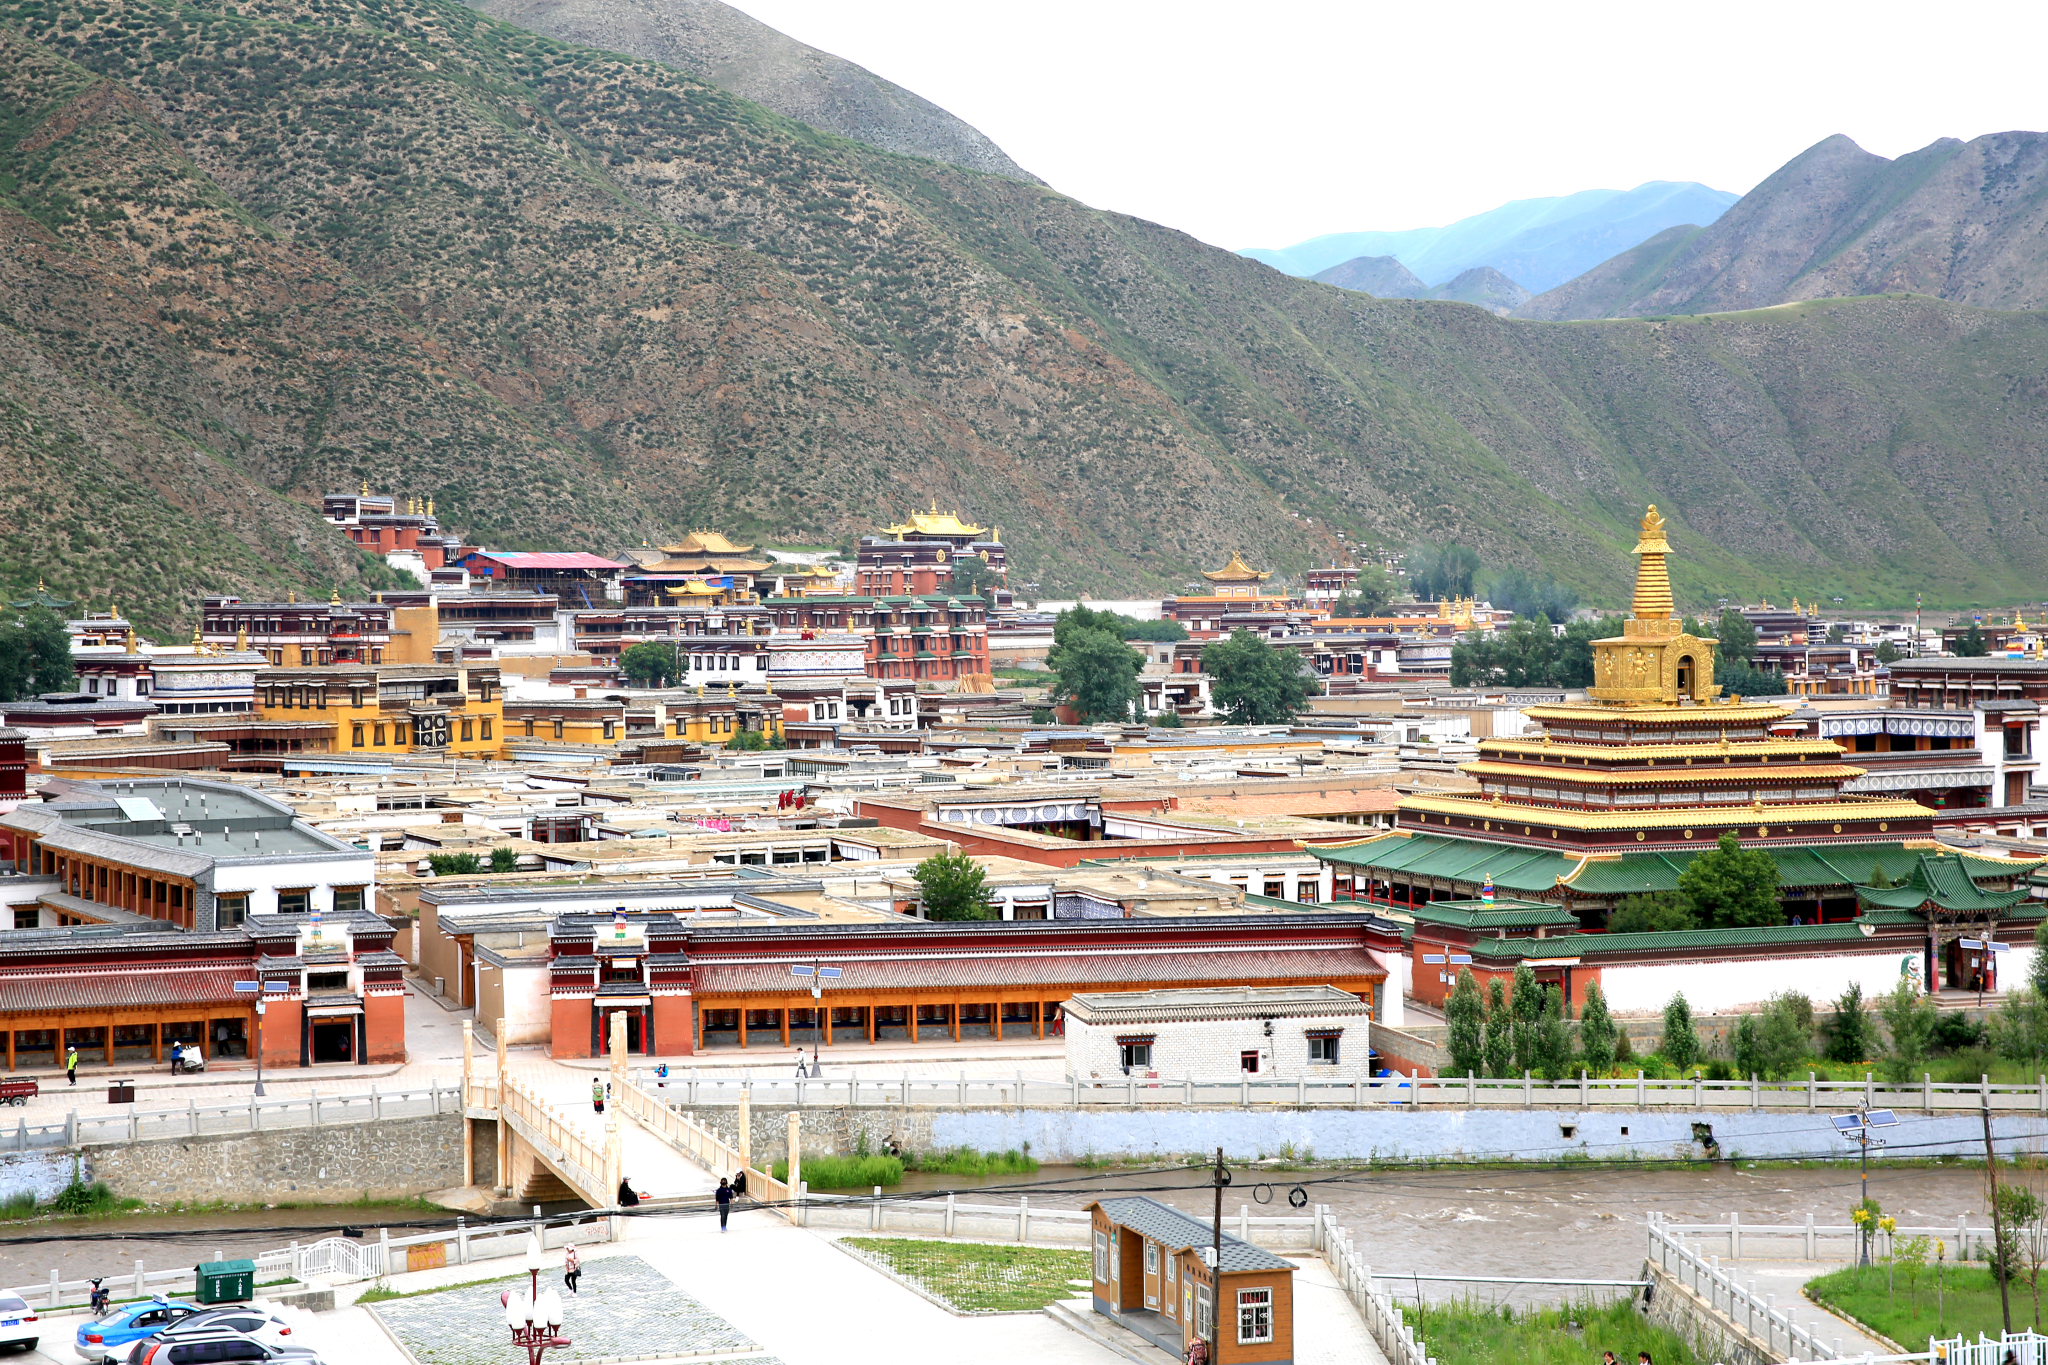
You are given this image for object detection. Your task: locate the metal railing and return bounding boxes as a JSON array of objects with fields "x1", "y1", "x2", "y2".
[
  {"x1": 635, "y1": 1067, "x2": 2048, "y2": 1113},
  {"x1": 2, "y1": 1084, "x2": 461, "y2": 1151},
  {"x1": 784, "y1": 1187, "x2": 1319, "y2": 1248},
  {"x1": 4, "y1": 1212, "x2": 611, "y2": 1313}
]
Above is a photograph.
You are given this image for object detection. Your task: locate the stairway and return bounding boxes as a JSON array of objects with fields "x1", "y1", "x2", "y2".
[{"x1": 1043, "y1": 1298, "x2": 1183, "y2": 1365}]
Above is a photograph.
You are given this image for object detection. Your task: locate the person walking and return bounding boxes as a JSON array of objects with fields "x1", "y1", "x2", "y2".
[
  {"x1": 715, "y1": 1176, "x2": 734, "y2": 1232},
  {"x1": 169, "y1": 1040, "x2": 182, "y2": 1076},
  {"x1": 591, "y1": 1074, "x2": 605, "y2": 1115},
  {"x1": 65, "y1": 1045, "x2": 78, "y2": 1086},
  {"x1": 1602, "y1": 1354, "x2": 1618, "y2": 1365},
  {"x1": 794, "y1": 1053, "x2": 808, "y2": 1079},
  {"x1": 562, "y1": 1244, "x2": 581, "y2": 1296}
]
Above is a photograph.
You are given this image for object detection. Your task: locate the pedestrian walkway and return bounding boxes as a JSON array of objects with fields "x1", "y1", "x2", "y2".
[
  {"x1": 525, "y1": 1069, "x2": 717, "y2": 1202},
  {"x1": 1743, "y1": 1261, "x2": 1896, "y2": 1356},
  {"x1": 1291, "y1": 1255, "x2": 1392, "y2": 1365}
]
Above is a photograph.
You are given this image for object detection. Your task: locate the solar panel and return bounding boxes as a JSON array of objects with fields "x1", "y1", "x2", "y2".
[
  {"x1": 114, "y1": 796, "x2": 165, "y2": 822},
  {"x1": 1866, "y1": 1109, "x2": 1898, "y2": 1128},
  {"x1": 1832, "y1": 1114, "x2": 1861, "y2": 1133},
  {"x1": 819, "y1": 967, "x2": 843, "y2": 979}
]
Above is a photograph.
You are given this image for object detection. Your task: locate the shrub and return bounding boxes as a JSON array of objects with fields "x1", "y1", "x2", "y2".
[
  {"x1": 906, "y1": 1148, "x2": 1039, "y2": 1177},
  {"x1": 488, "y1": 846, "x2": 518, "y2": 874},
  {"x1": 1577, "y1": 981, "x2": 1617, "y2": 1076},
  {"x1": 1661, "y1": 992, "x2": 1702, "y2": 1073},
  {"x1": 770, "y1": 1153, "x2": 903, "y2": 1188},
  {"x1": 1930, "y1": 1012, "x2": 1986, "y2": 1055},
  {"x1": 1879, "y1": 981, "x2": 1938, "y2": 1084},
  {"x1": 426, "y1": 851, "x2": 483, "y2": 876},
  {"x1": 1823, "y1": 983, "x2": 1876, "y2": 1063}
]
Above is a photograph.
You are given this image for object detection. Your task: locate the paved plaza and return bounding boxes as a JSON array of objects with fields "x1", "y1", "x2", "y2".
[{"x1": 374, "y1": 1254, "x2": 764, "y2": 1365}]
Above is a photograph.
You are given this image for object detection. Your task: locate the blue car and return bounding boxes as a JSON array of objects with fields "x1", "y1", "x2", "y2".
[{"x1": 76, "y1": 1298, "x2": 201, "y2": 1363}]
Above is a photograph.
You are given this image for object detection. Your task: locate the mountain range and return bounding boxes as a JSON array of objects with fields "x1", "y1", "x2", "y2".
[
  {"x1": 1310, "y1": 259, "x2": 1531, "y2": 315},
  {"x1": 1519, "y1": 133, "x2": 2048, "y2": 320},
  {"x1": 1243, "y1": 181, "x2": 1740, "y2": 293},
  {"x1": 4, "y1": 0, "x2": 2048, "y2": 635},
  {"x1": 461, "y1": 0, "x2": 1038, "y2": 184}
]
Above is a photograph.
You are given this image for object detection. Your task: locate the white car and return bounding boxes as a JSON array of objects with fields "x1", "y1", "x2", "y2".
[{"x1": 123, "y1": 1307, "x2": 300, "y2": 1362}]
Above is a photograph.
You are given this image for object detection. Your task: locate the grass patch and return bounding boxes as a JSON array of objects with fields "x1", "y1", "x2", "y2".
[
  {"x1": 771, "y1": 1154, "x2": 903, "y2": 1188},
  {"x1": 356, "y1": 1274, "x2": 509, "y2": 1304},
  {"x1": 1413, "y1": 1296, "x2": 1705, "y2": 1364},
  {"x1": 841, "y1": 1238, "x2": 1089, "y2": 1313},
  {"x1": 1805, "y1": 1262, "x2": 2041, "y2": 1344},
  {"x1": 906, "y1": 1148, "x2": 1039, "y2": 1177}
]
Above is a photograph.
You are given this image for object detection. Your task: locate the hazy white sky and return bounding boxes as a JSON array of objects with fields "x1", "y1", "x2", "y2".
[{"x1": 725, "y1": 0, "x2": 2048, "y2": 251}]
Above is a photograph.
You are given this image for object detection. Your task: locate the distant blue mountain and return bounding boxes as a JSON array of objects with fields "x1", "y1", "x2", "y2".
[{"x1": 1242, "y1": 182, "x2": 1740, "y2": 294}]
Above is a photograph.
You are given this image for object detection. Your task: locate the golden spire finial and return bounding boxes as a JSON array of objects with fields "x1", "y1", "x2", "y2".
[
  {"x1": 1630, "y1": 503, "x2": 1675, "y2": 620},
  {"x1": 191, "y1": 624, "x2": 202, "y2": 648},
  {"x1": 287, "y1": 589, "x2": 296, "y2": 605},
  {"x1": 125, "y1": 627, "x2": 138, "y2": 655},
  {"x1": 426, "y1": 498, "x2": 434, "y2": 517},
  {"x1": 330, "y1": 586, "x2": 341, "y2": 606},
  {"x1": 361, "y1": 478, "x2": 370, "y2": 497},
  {"x1": 236, "y1": 625, "x2": 249, "y2": 652}
]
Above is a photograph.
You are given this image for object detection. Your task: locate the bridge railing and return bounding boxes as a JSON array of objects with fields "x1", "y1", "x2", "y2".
[{"x1": 0, "y1": 1084, "x2": 461, "y2": 1151}]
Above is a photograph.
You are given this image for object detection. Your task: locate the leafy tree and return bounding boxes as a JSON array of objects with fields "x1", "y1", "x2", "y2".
[
  {"x1": 2034, "y1": 920, "x2": 2048, "y2": 1000},
  {"x1": 1578, "y1": 981, "x2": 1618, "y2": 1076},
  {"x1": 1823, "y1": 982, "x2": 1876, "y2": 1063},
  {"x1": 1486, "y1": 566, "x2": 1580, "y2": 624},
  {"x1": 1452, "y1": 615, "x2": 1623, "y2": 689},
  {"x1": 1955, "y1": 622, "x2": 1990, "y2": 657},
  {"x1": 1151, "y1": 709, "x2": 1184, "y2": 728},
  {"x1": 1201, "y1": 630, "x2": 1316, "y2": 723},
  {"x1": 1613, "y1": 1025, "x2": 1635, "y2": 1069},
  {"x1": 1825, "y1": 623, "x2": 1847, "y2": 643},
  {"x1": 1867, "y1": 861, "x2": 1895, "y2": 890},
  {"x1": 1930, "y1": 1011, "x2": 1985, "y2": 1054},
  {"x1": 427, "y1": 852, "x2": 484, "y2": 876},
  {"x1": 1661, "y1": 993, "x2": 1702, "y2": 1072},
  {"x1": 1329, "y1": 565, "x2": 1399, "y2": 618},
  {"x1": 0, "y1": 607, "x2": 74, "y2": 701},
  {"x1": 913, "y1": 849, "x2": 995, "y2": 921},
  {"x1": 1735, "y1": 993, "x2": 1812, "y2": 1080},
  {"x1": 1717, "y1": 659, "x2": 1790, "y2": 696},
  {"x1": 947, "y1": 555, "x2": 1000, "y2": 600},
  {"x1": 725, "y1": 728, "x2": 786, "y2": 751},
  {"x1": 1732, "y1": 1015, "x2": 1765, "y2": 1081},
  {"x1": 1988, "y1": 986, "x2": 2048, "y2": 1063},
  {"x1": 1046, "y1": 620, "x2": 1143, "y2": 723},
  {"x1": 1607, "y1": 892, "x2": 1697, "y2": 933},
  {"x1": 1406, "y1": 542, "x2": 1480, "y2": 600},
  {"x1": 1878, "y1": 979, "x2": 1939, "y2": 1084},
  {"x1": 1874, "y1": 640, "x2": 1903, "y2": 664},
  {"x1": 1445, "y1": 968, "x2": 1485, "y2": 1078},
  {"x1": 1678, "y1": 833, "x2": 1784, "y2": 928},
  {"x1": 1055, "y1": 604, "x2": 1183, "y2": 642},
  {"x1": 1510, "y1": 962, "x2": 1542, "y2": 1074},
  {"x1": 1716, "y1": 608, "x2": 1759, "y2": 664},
  {"x1": 619, "y1": 640, "x2": 685, "y2": 687},
  {"x1": 1533, "y1": 987, "x2": 1574, "y2": 1081},
  {"x1": 488, "y1": 847, "x2": 519, "y2": 874},
  {"x1": 1482, "y1": 978, "x2": 1513, "y2": 1078}
]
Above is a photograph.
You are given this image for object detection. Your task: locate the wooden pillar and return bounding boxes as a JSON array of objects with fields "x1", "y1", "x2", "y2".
[
  {"x1": 866, "y1": 1006, "x2": 875, "y2": 1043},
  {"x1": 909, "y1": 1003, "x2": 918, "y2": 1044},
  {"x1": 6, "y1": 1030, "x2": 12, "y2": 1073},
  {"x1": 779, "y1": 1008, "x2": 790, "y2": 1048},
  {"x1": 950, "y1": 1001, "x2": 960, "y2": 1042},
  {"x1": 151, "y1": 1022, "x2": 161, "y2": 1062},
  {"x1": 738, "y1": 1006, "x2": 748, "y2": 1050},
  {"x1": 824, "y1": 1008, "x2": 833, "y2": 1047},
  {"x1": 1035, "y1": 1002, "x2": 1045, "y2": 1040},
  {"x1": 103, "y1": 1013, "x2": 114, "y2": 1064},
  {"x1": 993, "y1": 1003, "x2": 1003, "y2": 1042}
]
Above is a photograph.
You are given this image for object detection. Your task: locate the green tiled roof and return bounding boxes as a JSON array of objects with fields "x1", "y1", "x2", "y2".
[
  {"x1": 1855, "y1": 853, "x2": 2035, "y2": 914},
  {"x1": 1409, "y1": 898, "x2": 1580, "y2": 930},
  {"x1": 1465, "y1": 921, "x2": 1898, "y2": 959},
  {"x1": 1314, "y1": 833, "x2": 2040, "y2": 900}
]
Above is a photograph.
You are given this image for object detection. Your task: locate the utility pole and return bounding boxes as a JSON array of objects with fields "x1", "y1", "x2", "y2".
[
  {"x1": 1858, "y1": 1096, "x2": 1870, "y2": 1266},
  {"x1": 1982, "y1": 1101, "x2": 2013, "y2": 1334},
  {"x1": 1210, "y1": 1146, "x2": 1224, "y2": 1365}
]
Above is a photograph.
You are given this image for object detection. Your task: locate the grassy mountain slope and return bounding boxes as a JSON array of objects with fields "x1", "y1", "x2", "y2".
[
  {"x1": 1311, "y1": 254, "x2": 1428, "y2": 297},
  {"x1": 2, "y1": 0, "x2": 2046, "y2": 623},
  {"x1": 1523, "y1": 132, "x2": 2048, "y2": 320},
  {"x1": 464, "y1": 0, "x2": 1038, "y2": 184}
]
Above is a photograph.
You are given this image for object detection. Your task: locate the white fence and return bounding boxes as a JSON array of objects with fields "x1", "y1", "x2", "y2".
[
  {"x1": 1649, "y1": 1215, "x2": 1847, "y2": 1360},
  {"x1": 1317, "y1": 1206, "x2": 1437, "y2": 1365},
  {"x1": 3, "y1": 1212, "x2": 612, "y2": 1313},
  {"x1": 1937, "y1": 1331, "x2": 2048, "y2": 1365},
  {"x1": 780, "y1": 1187, "x2": 1318, "y2": 1249},
  {"x1": 1657, "y1": 1214, "x2": 2004, "y2": 1264},
  {"x1": 2, "y1": 1084, "x2": 462, "y2": 1151},
  {"x1": 638, "y1": 1067, "x2": 2048, "y2": 1114}
]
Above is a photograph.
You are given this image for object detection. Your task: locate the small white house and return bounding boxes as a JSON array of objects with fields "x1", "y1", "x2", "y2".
[{"x1": 1063, "y1": 985, "x2": 1372, "y2": 1084}]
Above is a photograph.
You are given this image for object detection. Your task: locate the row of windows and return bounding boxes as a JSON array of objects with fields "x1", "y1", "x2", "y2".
[
  {"x1": 1116, "y1": 1036, "x2": 1340, "y2": 1071},
  {"x1": 353, "y1": 719, "x2": 493, "y2": 747}
]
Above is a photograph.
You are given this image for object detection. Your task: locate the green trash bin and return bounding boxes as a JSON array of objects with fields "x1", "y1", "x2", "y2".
[{"x1": 194, "y1": 1258, "x2": 255, "y2": 1304}]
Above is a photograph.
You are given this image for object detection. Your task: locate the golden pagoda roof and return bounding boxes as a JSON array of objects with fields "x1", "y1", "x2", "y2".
[
  {"x1": 1398, "y1": 792, "x2": 1932, "y2": 833},
  {"x1": 1521, "y1": 700, "x2": 1791, "y2": 725},
  {"x1": 1482, "y1": 737, "x2": 1836, "y2": 762},
  {"x1": 1458, "y1": 760, "x2": 1870, "y2": 788},
  {"x1": 660, "y1": 530, "x2": 755, "y2": 556},
  {"x1": 1631, "y1": 504, "x2": 1674, "y2": 619},
  {"x1": 1200, "y1": 551, "x2": 1272, "y2": 583},
  {"x1": 881, "y1": 501, "x2": 986, "y2": 539}
]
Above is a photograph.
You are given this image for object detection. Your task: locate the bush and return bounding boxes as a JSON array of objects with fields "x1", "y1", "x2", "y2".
[
  {"x1": 1661, "y1": 993, "x2": 1702, "y2": 1073},
  {"x1": 1823, "y1": 983, "x2": 1876, "y2": 1063},
  {"x1": 771, "y1": 1153, "x2": 903, "y2": 1188},
  {"x1": 906, "y1": 1148, "x2": 1039, "y2": 1177},
  {"x1": 1734, "y1": 993, "x2": 1813, "y2": 1080},
  {"x1": 1607, "y1": 892, "x2": 1696, "y2": 933},
  {"x1": 1879, "y1": 981, "x2": 1938, "y2": 1084},
  {"x1": 426, "y1": 851, "x2": 483, "y2": 876},
  {"x1": 1930, "y1": 1012, "x2": 1986, "y2": 1055},
  {"x1": 488, "y1": 847, "x2": 518, "y2": 874},
  {"x1": 1704, "y1": 1058, "x2": 1735, "y2": 1082},
  {"x1": 51, "y1": 1172, "x2": 120, "y2": 1216}
]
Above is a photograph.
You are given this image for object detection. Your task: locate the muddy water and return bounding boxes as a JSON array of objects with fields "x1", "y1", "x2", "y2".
[{"x1": 0, "y1": 1205, "x2": 453, "y2": 1287}]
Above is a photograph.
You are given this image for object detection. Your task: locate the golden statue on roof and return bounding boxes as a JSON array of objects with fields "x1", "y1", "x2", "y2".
[
  {"x1": 1200, "y1": 551, "x2": 1272, "y2": 583},
  {"x1": 1587, "y1": 503, "x2": 1721, "y2": 707},
  {"x1": 879, "y1": 501, "x2": 987, "y2": 539}
]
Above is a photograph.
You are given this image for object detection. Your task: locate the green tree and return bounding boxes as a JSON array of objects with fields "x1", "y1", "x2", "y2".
[
  {"x1": 1874, "y1": 640, "x2": 1903, "y2": 664},
  {"x1": 1201, "y1": 630, "x2": 1316, "y2": 724},
  {"x1": 725, "y1": 728, "x2": 786, "y2": 750},
  {"x1": 619, "y1": 640, "x2": 685, "y2": 687},
  {"x1": 488, "y1": 846, "x2": 519, "y2": 873},
  {"x1": 1716, "y1": 659, "x2": 1790, "y2": 696},
  {"x1": 1661, "y1": 993, "x2": 1702, "y2": 1072},
  {"x1": 1716, "y1": 608, "x2": 1759, "y2": 665},
  {"x1": 1151, "y1": 709, "x2": 1184, "y2": 728},
  {"x1": 1607, "y1": 891, "x2": 1697, "y2": 933},
  {"x1": 1732, "y1": 1015, "x2": 1765, "y2": 1080},
  {"x1": 1955, "y1": 622, "x2": 1990, "y2": 657},
  {"x1": 1482, "y1": 978, "x2": 1513, "y2": 1078},
  {"x1": 947, "y1": 555, "x2": 999, "y2": 601},
  {"x1": 426, "y1": 852, "x2": 484, "y2": 876},
  {"x1": 1445, "y1": 968, "x2": 1485, "y2": 1078},
  {"x1": 1486, "y1": 567, "x2": 1580, "y2": 624},
  {"x1": 1046, "y1": 622, "x2": 1143, "y2": 723},
  {"x1": 1406, "y1": 542, "x2": 1480, "y2": 600},
  {"x1": 913, "y1": 849, "x2": 995, "y2": 921},
  {"x1": 1878, "y1": 979, "x2": 1939, "y2": 1084},
  {"x1": 2033, "y1": 921, "x2": 2048, "y2": 999},
  {"x1": 1578, "y1": 981, "x2": 1618, "y2": 1077},
  {"x1": 1510, "y1": 962, "x2": 1542, "y2": 1074},
  {"x1": 1330, "y1": 565, "x2": 1399, "y2": 618},
  {"x1": 0, "y1": 606, "x2": 74, "y2": 701},
  {"x1": 1988, "y1": 985, "x2": 2048, "y2": 1063},
  {"x1": 1678, "y1": 833, "x2": 1784, "y2": 928},
  {"x1": 1823, "y1": 982, "x2": 1876, "y2": 1063},
  {"x1": 1757, "y1": 991, "x2": 1815, "y2": 1078},
  {"x1": 1533, "y1": 987, "x2": 1574, "y2": 1082},
  {"x1": 1825, "y1": 623, "x2": 1847, "y2": 644},
  {"x1": 1452, "y1": 615, "x2": 1623, "y2": 689},
  {"x1": 1868, "y1": 861, "x2": 1895, "y2": 890}
]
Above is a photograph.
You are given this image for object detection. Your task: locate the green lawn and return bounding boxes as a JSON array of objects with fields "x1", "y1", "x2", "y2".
[
  {"x1": 1413, "y1": 1297, "x2": 1705, "y2": 1365},
  {"x1": 1805, "y1": 1263, "x2": 2047, "y2": 1346},
  {"x1": 840, "y1": 1238, "x2": 1090, "y2": 1313}
]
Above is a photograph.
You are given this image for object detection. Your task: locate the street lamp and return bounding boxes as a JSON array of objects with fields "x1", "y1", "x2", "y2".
[
  {"x1": 789, "y1": 963, "x2": 842, "y2": 1058},
  {"x1": 1834, "y1": 1104, "x2": 1899, "y2": 1265},
  {"x1": 502, "y1": 1235, "x2": 569, "y2": 1364},
  {"x1": 253, "y1": 997, "x2": 266, "y2": 1098}
]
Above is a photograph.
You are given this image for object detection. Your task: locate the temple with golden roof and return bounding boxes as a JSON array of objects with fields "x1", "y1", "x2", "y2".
[
  {"x1": 1313, "y1": 505, "x2": 2048, "y2": 931},
  {"x1": 857, "y1": 500, "x2": 1007, "y2": 600}
]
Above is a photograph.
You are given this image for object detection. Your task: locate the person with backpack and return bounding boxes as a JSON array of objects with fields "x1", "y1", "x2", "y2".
[
  {"x1": 562, "y1": 1243, "x2": 581, "y2": 1295},
  {"x1": 591, "y1": 1074, "x2": 605, "y2": 1114}
]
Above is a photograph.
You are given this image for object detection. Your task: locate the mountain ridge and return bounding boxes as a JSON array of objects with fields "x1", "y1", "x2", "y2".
[
  {"x1": 3, "y1": 0, "x2": 2048, "y2": 635},
  {"x1": 1519, "y1": 132, "x2": 2048, "y2": 319}
]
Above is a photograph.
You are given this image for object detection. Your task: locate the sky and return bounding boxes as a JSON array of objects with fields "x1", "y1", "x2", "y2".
[{"x1": 724, "y1": 0, "x2": 2048, "y2": 252}]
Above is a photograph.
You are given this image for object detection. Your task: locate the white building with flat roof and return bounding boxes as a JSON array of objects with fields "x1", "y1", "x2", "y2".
[{"x1": 1063, "y1": 985, "x2": 1372, "y2": 1085}]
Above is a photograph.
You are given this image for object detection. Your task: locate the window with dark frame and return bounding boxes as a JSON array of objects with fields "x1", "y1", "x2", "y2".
[
  {"x1": 1237, "y1": 1287, "x2": 1273, "y2": 1344},
  {"x1": 1240, "y1": 1050, "x2": 1261, "y2": 1073}
]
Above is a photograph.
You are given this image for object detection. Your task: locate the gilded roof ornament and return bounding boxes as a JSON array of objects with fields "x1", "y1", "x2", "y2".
[{"x1": 1630, "y1": 503, "x2": 1674, "y2": 620}]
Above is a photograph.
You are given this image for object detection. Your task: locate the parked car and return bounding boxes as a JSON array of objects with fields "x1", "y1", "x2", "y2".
[
  {"x1": 127, "y1": 1307, "x2": 297, "y2": 1358},
  {"x1": 128, "y1": 1330, "x2": 324, "y2": 1365},
  {"x1": 76, "y1": 1298, "x2": 201, "y2": 1362},
  {"x1": 0, "y1": 1291, "x2": 35, "y2": 1353}
]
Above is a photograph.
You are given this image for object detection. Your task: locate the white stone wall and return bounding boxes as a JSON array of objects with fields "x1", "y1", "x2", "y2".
[
  {"x1": 1065, "y1": 1010, "x2": 1371, "y2": 1083},
  {"x1": 210, "y1": 851, "x2": 378, "y2": 919},
  {"x1": 1599, "y1": 950, "x2": 1916, "y2": 1015}
]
